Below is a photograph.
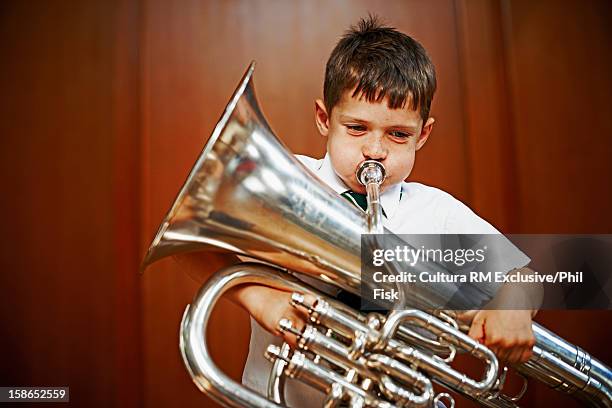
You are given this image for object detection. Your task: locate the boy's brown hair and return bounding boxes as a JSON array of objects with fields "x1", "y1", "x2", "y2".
[{"x1": 324, "y1": 15, "x2": 437, "y2": 122}]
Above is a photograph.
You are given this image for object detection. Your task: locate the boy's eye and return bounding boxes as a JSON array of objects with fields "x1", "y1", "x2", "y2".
[
  {"x1": 346, "y1": 124, "x2": 367, "y2": 133},
  {"x1": 389, "y1": 130, "x2": 411, "y2": 139}
]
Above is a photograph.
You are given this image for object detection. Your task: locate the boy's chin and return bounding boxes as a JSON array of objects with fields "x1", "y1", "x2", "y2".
[{"x1": 346, "y1": 181, "x2": 367, "y2": 194}]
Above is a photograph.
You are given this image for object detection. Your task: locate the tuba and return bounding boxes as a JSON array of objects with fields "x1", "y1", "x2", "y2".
[{"x1": 141, "y1": 62, "x2": 612, "y2": 407}]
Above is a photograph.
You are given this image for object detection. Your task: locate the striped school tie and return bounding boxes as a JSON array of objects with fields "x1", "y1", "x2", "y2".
[{"x1": 340, "y1": 190, "x2": 387, "y2": 218}]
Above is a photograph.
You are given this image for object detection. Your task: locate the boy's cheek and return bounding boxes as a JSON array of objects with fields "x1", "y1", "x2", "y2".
[{"x1": 329, "y1": 139, "x2": 359, "y2": 165}]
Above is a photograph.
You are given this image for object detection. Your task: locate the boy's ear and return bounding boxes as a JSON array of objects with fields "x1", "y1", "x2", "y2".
[
  {"x1": 314, "y1": 99, "x2": 330, "y2": 137},
  {"x1": 416, "y1": 117, "x2": 435, "y2": 151}
]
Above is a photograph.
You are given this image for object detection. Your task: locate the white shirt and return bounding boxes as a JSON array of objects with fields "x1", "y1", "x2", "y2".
[
  {"x1": 297, "y1": 153, "x2": 508, "y2": 235},
  {"x1": 241, "y1": 153, "x2": 529, "y2": 406}
]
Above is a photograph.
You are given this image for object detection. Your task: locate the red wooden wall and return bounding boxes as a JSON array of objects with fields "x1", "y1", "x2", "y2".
[{"x1": 1, "y1": 1, "x2": 610, "y2": 407}]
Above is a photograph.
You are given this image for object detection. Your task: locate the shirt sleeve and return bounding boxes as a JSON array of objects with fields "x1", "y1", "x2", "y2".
[
  {"x1": 442, "y1": 197, "x2": 531, "y2": 306},
  {"x1": 444, "y1": 199, "x2": 502, "y2": 234}
]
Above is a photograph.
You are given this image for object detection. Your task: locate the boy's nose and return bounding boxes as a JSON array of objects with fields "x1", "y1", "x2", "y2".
[{"x1": 361, "y1": 134, "x2": 387, "y2": 160}]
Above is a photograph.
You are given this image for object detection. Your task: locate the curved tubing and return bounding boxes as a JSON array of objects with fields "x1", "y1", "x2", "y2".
[{"x1": 180, "y1": 263, "x2": 307, "y2": 408}]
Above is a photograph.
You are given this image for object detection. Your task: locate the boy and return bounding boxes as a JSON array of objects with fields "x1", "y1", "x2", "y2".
[{"x1": 209, "y1": 16, "x2": 537, "y2": 406}]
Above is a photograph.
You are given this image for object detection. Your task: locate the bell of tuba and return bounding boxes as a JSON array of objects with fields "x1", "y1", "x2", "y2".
[
  {"x1": 141, "y1": 62, "x2": 367, "y2": 293},
  {"x1": 142, "y1": 62, "x2": 612, "y2": 408}
]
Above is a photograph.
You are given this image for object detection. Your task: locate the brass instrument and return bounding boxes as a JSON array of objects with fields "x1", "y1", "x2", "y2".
[{"x1": 142, "y1": 62, "x2": 612, "y2": 407}]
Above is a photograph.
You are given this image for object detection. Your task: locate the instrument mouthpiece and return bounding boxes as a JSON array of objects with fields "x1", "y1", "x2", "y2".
[{"x1": 357, "y1": 160, "x2": 386, "y2": 186}]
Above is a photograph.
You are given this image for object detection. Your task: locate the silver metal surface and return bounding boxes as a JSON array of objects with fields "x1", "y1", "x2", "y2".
[
  {"x1": 142, "y1": 61, "x2": 367, "y2": 294},
  {"x1": 515, "y1": 326, "x2": 612, "y2": 407},
  {"x1": 179, "y1": 264, "x2": 296, "y2": 408},
  {"x1": 292, "y1": 295, "x2": 498, "y2": 400},
  {"x1": 357, "y1": 160, "x2": 386, "y2": 234}
]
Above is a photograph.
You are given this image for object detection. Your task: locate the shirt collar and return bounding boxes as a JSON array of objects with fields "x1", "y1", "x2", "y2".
[{"x1": 316, "y1": 153, "x2": 402, "y2": 219}]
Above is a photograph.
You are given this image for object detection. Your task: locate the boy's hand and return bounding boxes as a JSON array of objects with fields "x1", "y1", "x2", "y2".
[
  {"x1": 461, "y1": 309, "x2": 536, "y2": 364},
  {"x1": 175, "y1": 251, "x2": 315, "y2": 348},
  {"x1": 459, "y1": 267, "x2": 541, "y2": 364},
  {"x1": 228, "y1": 284, "x2": 315, "y2": 348}
]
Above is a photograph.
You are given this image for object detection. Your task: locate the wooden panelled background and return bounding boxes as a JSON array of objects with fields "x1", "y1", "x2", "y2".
[{"x1": 1, "y1": 1, "x2": 610, "y2": 407}]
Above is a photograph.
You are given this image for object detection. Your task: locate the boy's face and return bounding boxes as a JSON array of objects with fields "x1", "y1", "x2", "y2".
[{"x1": 315, "y1": 90, "x2": 434, "y2": 194}]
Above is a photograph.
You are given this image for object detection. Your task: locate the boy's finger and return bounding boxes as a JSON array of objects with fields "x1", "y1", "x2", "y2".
[
  {"x1": 277, "y1": 317, "x2": 303, "y2": 348},
  {"x1": 456, "y1": 309, "x2": 477, "y2": 323},
  {"x1": 467, "y1": 315, "x2": 485, "y2": 341},
  {"x1": 494, "y1": 345, "x2": 511, "y2": 363},
  {"x1": 519, "y1": 348, "x2": 533, "y2": 363},
  {"x1": 488, "y1": 345, "x2": 500, "y2": 360},
  {"x1": 506, "y1": 347, "x2": 524, "y2": 364},
  {"x1": 287, "y1": 292, "x2": 317, "y2": 320},
  {"x1": 282, "y1": 333, "x2": 298, "y2": 348}
]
